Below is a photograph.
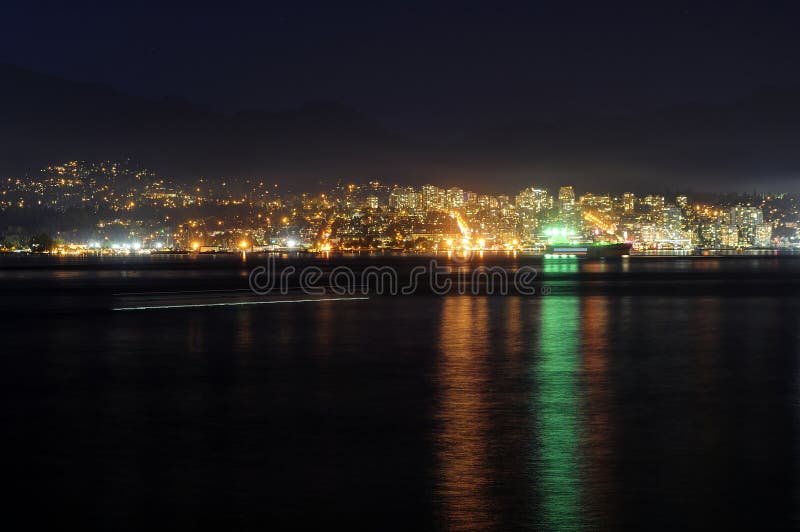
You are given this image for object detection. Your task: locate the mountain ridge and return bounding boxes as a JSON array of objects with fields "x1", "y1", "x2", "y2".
[{"x1": 2, "y1": 64, "x2": 800, "y2": 191}]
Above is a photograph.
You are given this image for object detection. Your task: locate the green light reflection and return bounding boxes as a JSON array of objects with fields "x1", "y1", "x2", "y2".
[{"x1": 535, "y1": 295, "x2": 582, "y2": 530}]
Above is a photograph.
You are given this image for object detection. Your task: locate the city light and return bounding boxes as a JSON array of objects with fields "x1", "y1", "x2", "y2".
[{"x1": 0, "y1": 161, "x2": 790, "y2": 254}]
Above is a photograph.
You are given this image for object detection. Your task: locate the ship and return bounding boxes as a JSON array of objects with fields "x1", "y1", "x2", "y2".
[{"x1": 544, "y1": 242, "x2": 632, "y2": 258}]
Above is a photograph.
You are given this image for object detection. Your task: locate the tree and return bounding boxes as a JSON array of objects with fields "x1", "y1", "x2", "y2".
[
  {"x1": 28, "y1": 233, "x2": 54, "y2": 253},
  {"x1": 0, "y1": 229, "x2": 27, "y2": 250}
]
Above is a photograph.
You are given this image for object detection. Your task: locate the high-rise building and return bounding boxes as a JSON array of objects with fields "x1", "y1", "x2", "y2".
[
  {"x1": 421, "y1": 185, "x2": 446, "y2": 211},
  {"x1": 730, "y1": 206, "x2": 763, "y2": 226},
  {"x1": 580, "y1": 193, "x2": 613, "y2": 214},
  {"x1": 622, "y1": 192, "x2": 636, "y2": 213},
  {"x1": 446, "y1": 187, "x2": 465, "y2": 208},
  {"x1": 755, "y1": 223, "x2": 773, "y2": 247},
  {"x1": 730, "y1": 206, "x2": 765, "y2": 246},
  {"x1": 558, "y1": 186, "x2": 575, "y2": 211},
  {"x1": 389, "y1": 186, "x2": 418, "y2": 210},
  {"x1": 697, "y1": 221, "x2": 719, "y2": 248},
  {"x1": 719, "y1": 224, "x2": 740, "y2": 248},
  {"x1": 477, "y1": 194, "x2": 498, "y2": 210},
  {"x1": 516, "y1": 187, "x2": 552, "y2": 213},
  {"x1": 662, "y1": 205, "x2": 683, "y2": 232},
  {"x1": 643, "y1": 195, "x2": 665, "y2": 209}
]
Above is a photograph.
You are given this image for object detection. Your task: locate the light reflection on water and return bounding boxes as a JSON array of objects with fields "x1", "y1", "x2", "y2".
[
  {"x1": 428, "y1": 276, "x2": 800, "y2": 529},
  {"x1": 433, "y1": 259, "x2": 593, "y2": 529},
  {"x1": 436, "y1": 297, "x2": 494, "y2": 530},
  {"x1": 4, "y1": 260, "x2": 800, "y2": 529},
  {"x1": 434, "y1": 291, "x2": 590, "y2": 530},
  {"x1": 534, "y1": 295, "x2": 582, "y2": 530},
  {"x1": 580, "y1": 295, "x2": 617, "y2": 529}
]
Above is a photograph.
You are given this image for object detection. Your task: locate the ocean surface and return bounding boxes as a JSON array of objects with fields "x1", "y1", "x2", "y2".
[{"x1": 1, "y1": 253, "x2": 799, "y2": 530}]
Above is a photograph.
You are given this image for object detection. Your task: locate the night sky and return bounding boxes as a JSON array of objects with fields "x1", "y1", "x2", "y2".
[
  {"x1": 4, "y1": 1, "x2": 799, "y2": 131},
  {"x1": 2, "y1": 1, "x2": 800, "y2": 190}
]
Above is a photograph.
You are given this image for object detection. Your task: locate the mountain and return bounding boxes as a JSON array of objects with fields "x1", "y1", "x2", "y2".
[
  {"x1": 2, "y1": 64, "x2": 800, "y2": 191},
  {"x1": 0, "y1": 64, "x2": 424, "y2": 185},
  {"x1": 457, "y1": 87, "x2": 800, "y2": 190}
]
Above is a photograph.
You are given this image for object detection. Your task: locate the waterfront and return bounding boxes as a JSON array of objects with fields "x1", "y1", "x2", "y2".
[{"x1": 2, "y1": 256, "x2": 800, "y2": 529}]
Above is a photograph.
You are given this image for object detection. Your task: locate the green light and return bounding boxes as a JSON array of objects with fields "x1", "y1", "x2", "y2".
[
  {"x1": 542, "y1": 260, "x2": 578, "y2": 274},
  {"x1": 535, "y1": 295, "x2": 582, "y2": 530},
  {"x1": 545, "y1": 226, "x2": 575, "y2": 244}
]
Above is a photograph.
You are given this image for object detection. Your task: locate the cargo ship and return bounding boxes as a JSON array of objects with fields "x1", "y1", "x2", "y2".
[{"x1": 544, "y1": 242, "x2": 632, "y2": 258}]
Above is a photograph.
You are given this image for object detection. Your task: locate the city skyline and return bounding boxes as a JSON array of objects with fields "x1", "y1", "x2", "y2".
[{"x1": 1, "y1": 159, "x2": 795, "y2": 253}]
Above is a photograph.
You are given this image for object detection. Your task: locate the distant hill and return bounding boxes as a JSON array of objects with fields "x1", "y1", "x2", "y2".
[
  {"x1": 0, "y1": 64, "x2": 423, "y2": 185},
  {"x1": 2, "y1": 64, "x2": 800, "y2": 191},
  {"x1": 457, "y1": 86, "x2": 800, "y2": 190}
]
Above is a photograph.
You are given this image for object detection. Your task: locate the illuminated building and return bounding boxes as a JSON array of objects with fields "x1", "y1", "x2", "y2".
[
  {"x1": 421, "y1": 185, "x2": 446, "y2": 210},
  {"x1": 515, "y1": 187, "x2": 552, "y2": 213},
  {"x1": 643, "y1": 195, "x2": 665, "y2": 209},
  {"x1": 662, "y1": 205, "x2": 683, "y2": 232},
  {"x1": 730, "y1": 205, "x2": 764, "y2": 226},
  {"x1": 558, "y1": 186, "x2": 575, "y2": 211},
  {"x1": 579, "y1": 193, "x2": 613, "y2": 216},
  {"x1": 389, "y1": 186, "x2": 418, "y2": 210},
  {"x1": 446, "y1": 187, "x2": 465, "y2": 208},
  {"x1": 730, "y1": 206, "x2": 765, "y2": 246},
  {"x1": 755, "y1": 223, "x2": 773, "y2": 247},
  {"x1": 719, "y1": 224, "x2": 739, "y2": 248},
  {"x1": 622, "y1": 192, "x2": 636, "y2": 213}
]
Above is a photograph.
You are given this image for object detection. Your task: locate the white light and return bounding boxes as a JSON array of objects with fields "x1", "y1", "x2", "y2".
[
  {"x1": 286, "y1": 239, "x2": 296, "y2": 247},
  {"x1": 112, "y1": 296, "x2": 369, "y2": 311}
]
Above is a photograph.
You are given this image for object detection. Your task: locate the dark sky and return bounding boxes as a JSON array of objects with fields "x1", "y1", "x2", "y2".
[{"x1": 3, "y1": 0, "x2": 800, "y2": 137}]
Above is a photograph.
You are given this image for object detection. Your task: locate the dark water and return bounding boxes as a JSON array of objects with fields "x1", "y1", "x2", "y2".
[{"x1": 2, "y1": 255, "x2": 800, "y2": 530}]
